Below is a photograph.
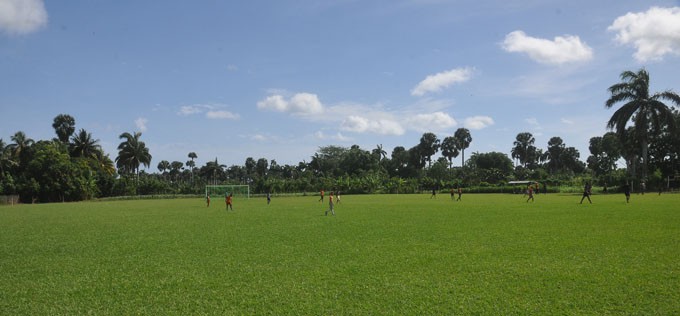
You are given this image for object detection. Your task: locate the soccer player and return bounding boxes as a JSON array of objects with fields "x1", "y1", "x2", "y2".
[
  {"x1": 430, "y1": 188, "x2": 437, "y2": 199},
  {"x1": 526, "y1": 185, "x2": 534, "y2": 202},
  {"x1": 206, "y1": 194, "x2": 210, "y2": 207},
  {"x1": 226, "y1": 193, "x2": 233, "y2": 211},
  {"x1": 456, "y1": 187, "x2": 462, "y2": 201},
  {"x1": 336, "y1": 190, "x2": 341, "y2": 204},
  {"x1": 623, "y1": 182, "x2": 631, "y2": 203},
  {"x1": 325, "y1": 192, "x2": 335, "y2": 216},
  {"x1": 266, "y1": 191, "x2": 271, "y2": 205},
  {"x1": 450, "y1": 188, "x2": 455, "y2": 200},
  {"x1": 319, "y1": 189, "x2": 324, "y2": 203},
  {"x1": 580, "y1": 182, "x2": 592, "y2": 204}
]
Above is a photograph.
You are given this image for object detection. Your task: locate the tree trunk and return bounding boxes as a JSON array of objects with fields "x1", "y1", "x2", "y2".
[{"x1": 641, "y1": 138, "x2": 648, "y2": 181}]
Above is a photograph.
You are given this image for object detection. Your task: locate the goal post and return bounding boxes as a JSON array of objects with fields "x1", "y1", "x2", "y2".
[{"x1": 205, "y1": 185, "x2": 250, "y2": 199}]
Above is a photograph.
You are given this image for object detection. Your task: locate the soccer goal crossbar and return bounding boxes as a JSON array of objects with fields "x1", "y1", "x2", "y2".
[{"x1": 205, "y1": 185, "x2": 250, "y2": 199}]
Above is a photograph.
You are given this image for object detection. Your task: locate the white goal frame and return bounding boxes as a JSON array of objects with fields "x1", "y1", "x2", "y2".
[{"x1": 205, "y1": 185, "x2": 250, "y2": 199}]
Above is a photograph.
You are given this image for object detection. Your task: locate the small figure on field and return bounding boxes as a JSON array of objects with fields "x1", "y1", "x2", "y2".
[
  {"x1": 456, "y1": 187, "x2": 462, "y2": 201},
  {"x1": 226, "y1": 192, "x2": 233, "y2": 211},
  {"x1": 450, "y1": 188, "x2": 455, "y2": 200},
  {"x1": 430, "y1": 188, "x2": 437, "y2": 199},
  {"x1": 267, "y1": 191, "x2": 271, "y2": 205},
  {"x1": 534, "y1": 182, "x2": 540, "y2": 195},
  {"x1": 325, "y1": 192, "x2": 335, "y2": 216},
  {"x1": 580, "y1": 182, "x2": 592, "y2": 204},
  {"x1": 319, "y1": 189, "x2": 324, "y2": 203},
  {"x1": 206, "y1": 194, "x2": 210, "y2": 207},
  {"x1": 603, "y1": 182, "x2": 608, "y2": 193},
  {"x1": 640, "y1": 181, "x2": 646, "y2": 195},
  {"x1": 526, "y1": 185, "x2": 534, "y2": 202},
  {"x1": 336, "y1": 191, "x2": 341, "y2": 204},
  {"x1": 623, "y1": 182, "x2": 631, "y2": 203}
]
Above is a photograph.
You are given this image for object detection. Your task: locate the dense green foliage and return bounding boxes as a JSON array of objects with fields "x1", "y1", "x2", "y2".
[
  {"x1": 1, "y1": 194, "x2": 678, "y2": 314},
  {"x1": 1, "y1": 69, "x2": 679, "y2": 202}
]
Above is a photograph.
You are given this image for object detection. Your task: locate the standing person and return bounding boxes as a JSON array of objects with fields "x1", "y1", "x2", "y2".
[
  {"x1": 580, "y1": 182, "x2": 592, "y2": 204},
  {"x1": 526, "y1": 185, "x2": 534, "y2": 202},
  {"x1": 430, "y1": 188, "x2": 437, "y2": 199},
  {"x1": 206, "y1": 194, "x2": 211, "y2": 207},
  {"x1": 450, "y1": 188, "x2": 455, "y2": 200},
  {"x1": 319, "y1": 189, "x2": 325, "y2": 203},
  {"x1": 623, "y1": 182, "x2": 631, "y2": 203},
  {"x1": 640, "y1": 181, "x2": 646, "y2": 195},
  {"x1": 325, "y1": 192, "x2": 335, "y2": 216},
  {"x1": 266, "y1": 191, "x2": 271, "y2": 205},
  {"x1": 456, "y1": 187, "x2": 462, "y2": 201},
  {"x1": 226, "y1": 193, "x2": 233, "y2": 211},
  {"x1": 336, "y1": 191, "x2": 341, "y2": 204}
]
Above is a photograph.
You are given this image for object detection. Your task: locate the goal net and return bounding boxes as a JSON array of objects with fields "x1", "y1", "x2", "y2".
[{"x1": 205, "y1": 185, "x2": 250, "y2": 199}]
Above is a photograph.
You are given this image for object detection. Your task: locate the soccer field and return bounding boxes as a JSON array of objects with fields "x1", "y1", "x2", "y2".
[{"x1": 1, "y1": 193, "x2": 678, "y2": 315}]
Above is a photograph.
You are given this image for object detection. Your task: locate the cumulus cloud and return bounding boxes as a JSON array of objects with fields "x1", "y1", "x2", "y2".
[
  {"x1": 0, "y1": 0, "x2": 47, "y2": 35},
  {"x1": 502, "y1": 30, "x2": 593, "y2": 65},
  {"x1": 411, "y1": 67, "x2": 473, "y2": 96},
  {"x1": 178, "y1": 104, "x2": 239, "y2": 120},
  {"x1": 257, "y1": 93, "x2": 324, "y2": 115},
  {"x1": 340, "y1": 115, "x2": 405, "y2": 135},
  {"x1": 315, "y1": 131, "x2": 351, "y2": 142},
  {"x1": 405, "y1": 111, "x2": 457, "y2": 132},
  {"x1": 608, "y1": 6, "x2": 680, "y2": 62},
  {"x1": 561, "y1": 118, "x2": 574, "y2": 125},
  {"x1": 464, "y1": 116, "x2": 494, "y2": 130},
  {"x1": 135, "y1": 117, "x2": 148, "y2": 132}
]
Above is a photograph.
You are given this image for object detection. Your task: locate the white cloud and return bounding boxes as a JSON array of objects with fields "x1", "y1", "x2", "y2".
[
  {"x1": 178, "y1": 104, "x2": 238, "y2": 120},
  {"x1": 411, "y1": 67, "x2": 473, "y2": 96},
  {"x1": 525, "y1": 117, "x2": 542, "y2": 130},
  {"x1": 135, "y1": 117, "x2": 148, "y2": 132},
  {"x1": 561, "y1": 118, "x2": 574, "y2": 125},
  {"x1": 0, "y1": 0, "x2": 47, "y2": 35},
  {"x1": 206, "y1": 110, "x2": 239, "y2": 120},
  {"x1": 315, "y1": 131, "x2": 351, "y2": 142},
  {"x1": 464, "y1": 116, "x2": 494, "y2": 130},
  {"x1": 341, "y1": 115, "x2": 405, "y2": 135},
  {"x1": 608, "y1": 6, "x2": 680, "y2": 62},
  {"x1": 257, "y1": 93, "x2": 324, "y2": 115},
  {"x1": 405, "y1": 111, "x2": 457, "y2": 132},
  {"x1": 502, "y1": 30, "x2": 593, "y2": 65}
]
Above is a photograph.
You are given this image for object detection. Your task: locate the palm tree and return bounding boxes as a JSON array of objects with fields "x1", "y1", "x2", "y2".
[
  {"x1": 440, "y1": 136, "x2": 459, "y2": 169},
  {"x1": 115, "y1": 132, "x2": 152, "y2": 180},
  {"x1": 605, "y1": 68, "x2": 680, "y2": 180},
  {"x1": 372, "y1": 144, "x2": 387, "y2": 162},
  {"x1": 454, "y1": 128, "x2": 472, "y2": 169},
  {"x1": 70, "y1": 128, "x2": 101, "y2": 159},
  {"x1": 0, "y1": 138, "x2": 16, "y2": 175},
  {"x1": 511, "y1": 132, "x2": 535, "y2": 168},
  {"x1": 157, "y1": 160, "x2": 170, "y2": 178},
  {"x1": 188, "y1": 152, "x2": 197, "y2": 182},
  {"x1": 8, "y1": 131, "x2": 34, "y2": 166},
  {"x1": 418, "y1": 132, "x2": 440, "y2": 167},
  {"x1": 52, "y1": 114, "x2": 76, "y2": 143}
]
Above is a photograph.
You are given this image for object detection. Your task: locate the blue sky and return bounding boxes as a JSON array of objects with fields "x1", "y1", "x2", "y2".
[{"x1": 1, "y1": 0, "x2": 680, "y2": 170}]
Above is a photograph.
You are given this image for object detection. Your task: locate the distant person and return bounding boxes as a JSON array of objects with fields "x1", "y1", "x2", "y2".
[
  {"x1": 206, "y1": 194, "x2": 210, "y2": 207},
  {"x1": 336, "y1": 191, "x2": 341, "y2": 204},
  {"x1": 623, "y1": 183, "x2": 631, "y2": 203},
  {"x1": 603, "y1": 183, "x2": 608, "y2": 193},
  {"x1": 266, "y1": 192, "x2": 271, "y2": 205},
  {"x1": 534, "y1": 182, "x2": 540, "y2": 195},
  {"x1": 450, "y1": 188, "x2": 455, "y2": 200},
  {"x1": 526, "y1": 185, "x2": 534, "y2": 203},
  {"x1": 319, "y1": 189, "x2": 325, "y2": 203},
  {"x1": 640, "y1": 181, "x2": 646, "y2": 195},
  {"x1": 325, "y1": 192, "x2": 335, "y2": 216},
  {"x1": 430, "y1": 188, "x2": 437, "y2": 199},
  {"x1": 226, "y1": 193, "x2": 233, "y2": 211},
  {"x1": 580, "y1": 182, "x2": 592, "y2": 204},
  {"x1": 456, "y1": 187, "x2": 462, "y2": 201}
]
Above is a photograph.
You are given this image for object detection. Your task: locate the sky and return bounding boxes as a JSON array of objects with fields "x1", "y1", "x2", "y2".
[{"x1": 1, "y1": 0, "x2": 680, "y2": 171}]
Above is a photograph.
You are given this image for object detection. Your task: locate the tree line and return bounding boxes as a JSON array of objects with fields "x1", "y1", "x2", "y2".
[{"x1": 1, "y1": 69, "x2": 678, "y2": 203}]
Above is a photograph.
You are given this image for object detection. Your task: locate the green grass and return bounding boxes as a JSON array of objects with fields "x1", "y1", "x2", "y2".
[{"x1": 1, "y1": 193, "x2": 678, "y2": 315}]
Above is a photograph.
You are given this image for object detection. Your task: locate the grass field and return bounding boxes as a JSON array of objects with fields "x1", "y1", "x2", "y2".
[{"x1": 1, "y1": 193, "x2": 678, "y2": 315}]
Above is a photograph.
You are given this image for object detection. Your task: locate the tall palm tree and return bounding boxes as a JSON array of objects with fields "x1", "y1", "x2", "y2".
[
  {"x1": 418, "y1": 132, "x2": 440, "y2": 167},
  {"x1": 440, "y1": 136, "x2": 459, "y2": 169},
  {"x1": 454, "y1": 128, "x2": 472, "y2": 168},
  {"x1": 188, "y1": 152, "x2": 197, "y2": 182},
  {"x1": 372, "y1": 144, "x2": 387, "y2": 162},
  {"x1": 0, "y1": 138, "x2": 15, "y2": 175},
  {"x1": 52, "y1": 114, "x2": 76, "y2": 143},
  {"x1": 605, "y1": 68, "x2": 680, "y2": 180},
  {"x1": 115, "y1": 132, "x2": 152, "y2": 180},
  {"x1": 70, "y1": 128, "x2": 101, "y2": 159}
]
